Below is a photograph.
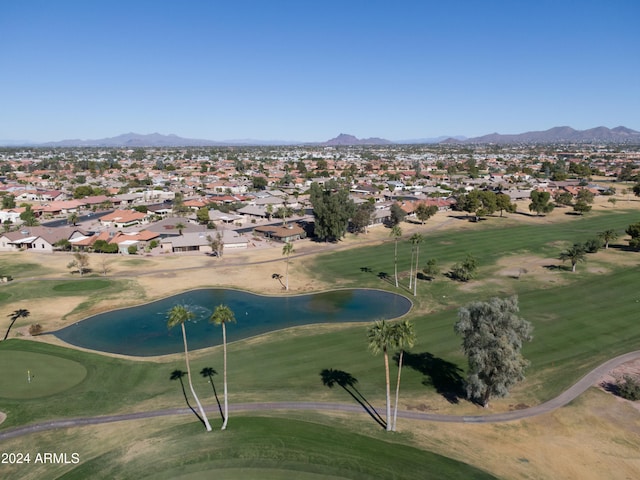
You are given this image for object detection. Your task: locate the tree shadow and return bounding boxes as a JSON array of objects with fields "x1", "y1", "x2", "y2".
[
  {"x1": 320, "y1": 368, "x2": 386, "y2": 429},
  {"x1": 200, "y1": 366, "x2": 224, "y2": 422},
  {"x1": 360, "y1": 266, "x2": 373, "y2": 274},
  {"x1": 170, "y1": 369, "x2": 205, "y2": 426},
  {"x1": 377, "y1": 271, "x2": 393, "y2": 285},
  {"x1": 400, "y1": 352, "x2": 465, "y2": 404},
  {"x1": 543, "y1": 264, "x2": 571, "y2": 272}
]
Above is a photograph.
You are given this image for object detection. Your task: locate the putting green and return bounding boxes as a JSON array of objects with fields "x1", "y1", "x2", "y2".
[{"x1": 0, "y1": 350, "x2": 87, "y2": 399}]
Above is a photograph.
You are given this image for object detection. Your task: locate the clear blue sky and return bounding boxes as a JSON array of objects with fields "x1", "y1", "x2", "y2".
[{"x1": 1, "y1": 0, "x2": 639, "y2": 142}]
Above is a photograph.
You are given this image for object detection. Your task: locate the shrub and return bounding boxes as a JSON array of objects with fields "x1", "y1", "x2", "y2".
[
  {"x1": 618, "y1": 374, "x2": 640, "y2": 401},
  {"x1": 584, "y1": 238, "x2": 603, "y2": 253},
  {"x1": 128, "y1": 245, "x2": 138, "y2": 255},
  {"x1": 29, "y1": 324, "x2": 43, "y2": 336}
]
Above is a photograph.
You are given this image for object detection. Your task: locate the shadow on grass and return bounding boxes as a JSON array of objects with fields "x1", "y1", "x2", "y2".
[
  {"x1": 320, "y1": 368, "x2": 386, "y2": 429},
  {"x1": 400, "y1": 352, "x2": 465, "y2": 404},
  {"x1": 170, "y1": 369, "x2": 205, "y2": 427}
]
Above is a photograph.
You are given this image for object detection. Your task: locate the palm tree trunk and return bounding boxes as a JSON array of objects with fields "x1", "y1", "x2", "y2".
[
  {"x1": 3, "y1": 318, "x2": 17, "y2": 341},
  {"x1": 384, "y1": 348, "x2": 391, "y2": 431},
  {"x1": 413, "y1": 246, "x2": 420, "y2": 296},
  {"x1": 221, "y1": 322, "x2": 229, "y2": 430},
  {"x1": 392, "y1": 349, "x2": 404, "y2": 431},
  {"x1": 285, "y1": 256, "x2": 289, "y2": 291},
  {"x1": 408, "y1": 247, "x2": 414, "y2": 290},
  {"x1": 182, "y1": 324, "x2": 212, "y2": 432},
  {"x1": 393, "y1": 240, "x2": 399, "y2": 288}
]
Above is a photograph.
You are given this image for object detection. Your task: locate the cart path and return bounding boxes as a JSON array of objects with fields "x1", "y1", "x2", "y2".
[{"x1": 1, "y1": 350, "x2": 638, "y2": 441}]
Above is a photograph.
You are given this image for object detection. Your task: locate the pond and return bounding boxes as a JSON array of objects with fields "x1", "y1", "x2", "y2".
[{"x1": 53, "y1": 288, "x2": 412, "y2": 356}]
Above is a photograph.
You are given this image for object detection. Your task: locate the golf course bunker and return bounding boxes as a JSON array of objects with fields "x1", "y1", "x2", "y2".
[
  {"x1": 54, "y1": 288, "x2": 412, "y2": 356},
  {"x1": 0, "y1": 350, "x2": 87, "y2": 399}
]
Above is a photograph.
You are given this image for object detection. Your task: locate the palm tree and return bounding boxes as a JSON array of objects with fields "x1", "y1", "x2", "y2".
[
  {"x1": 210, "y1": 304, "x2": 237, "y2": 430},
  {"x1": 559, "y1": 243, "x2": 587, "y2": 272},
  {"x1": 598, "y1": 229, "x2": 619, "y2": 249},
  {"x1": 175, "y1": 222, "x2": 185, "y2": 236},
  {"x1": 390, "y1": 225, "x2": 402, "y2": 288},
  {"x1": 67, "y1": 212, "x2": 79, "y2": 226},
  {"x1": 409, "y1": 233, "x2": 424, "y2": 295},
  {"x1": 367, "y1": 320, "x2": 396, "y2": 431},
  {"x1": 200, "y1": 367, "x2": 224, "y2": 422},
  {"x1": 391, "y1": 320, "x2": 416, "y2": 431},
  {"x1": 3, "y1": 309, "x2": 30, "y2": 341},
  {"x1": 282, "y1": 242, "x2": 294, "y2": 291},
  {"x1": 167, "y1": 305, "x2": 212, "y2": 431}
]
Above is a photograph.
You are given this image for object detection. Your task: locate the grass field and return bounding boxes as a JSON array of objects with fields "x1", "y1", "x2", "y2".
[{"x1": 1, "y1": 206, "x2": 640, "y2": 478}]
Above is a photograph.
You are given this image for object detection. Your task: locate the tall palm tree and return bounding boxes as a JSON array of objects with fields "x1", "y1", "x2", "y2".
[
  {"x1": 200, "y1": 366, "x2": 224, "y2": 422},
  {"x1": 3, "y1": 309, "x2": 30, "y2": 341},
  {"x1": 367, "y1": 320, "x2": 396, "y2": 431},
  {"x1": 167, "y1": 305, "x2": 212, "y2": 431},
  {"x1": 210, "y1": 304, "x2": 237, "y2": 430},
  {"x1": 175, "y1": 222, "x2": 185, "y2": 236},
  {"x1": 282, "y1": 242, "x2": 294, "y2": 291},
  {"x1": 391, "y1": 320, "x2": 416, "y2": 431},
  {"x1": 559, "y1": 243, "x2": 587, "y2": 272},
  {"x1": 390, "y1": 225, "x2": 402, "y2": 288},
  {"x1": 409, "y1": 233, "x2": 424, "y2": 295}
]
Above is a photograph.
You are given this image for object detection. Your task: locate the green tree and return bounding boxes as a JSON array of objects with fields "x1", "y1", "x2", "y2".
[
  {"x1": 553, "y1": 191, "x2": 574, "y2": 207},
  {"x1": 3, "y1": 308, "x2": 30, "y2": 341},
  {"x1": 167, "y1": 305, "x2": 212, "y2": 431},
  {"x1": 559, "y1": 243, "x2": 587, "y2": 272},
  {"x1": 367, "y1": 320, "x2": 395, "y2": 431},
  {"x1": 389, "y1": 203, "x2": 406, "y2": 226},
  {"x1": 67, "y1": 212, "x2": 79, "y2": 226},
  {"x1": 350, "y1": 201, "x2": 374, "y2": 234},
  {"x1": 19, "y1": 204, "x2": 39, "y2": 226},
  {"x1": 414, "y1": 203, "x2": 437, "y2": 224},
  {"x1": 528, "y1": 191, "x2": 554, "y2": 216},
  {"x1": 598, "y1": 229, "x2": 619, "y2": 250},
  {"x1": 633, "y1": 182, "x2": 640, "y2": 197},
  {"x1": 390, "y1": 225, "x2": 402, "y2": 288},
  {"x1": 210, "y1": 304, "x2": 237, "y2": 430},
  {"x1": 252, "y1": 176, "x2": 268, "y2": 190},
  {"x1": 207, "y1": 232, "x2": 224, "y2": 258},
  {"x1": 1, "y1": 194, "x2": 16, "y2": 209},
  {"x1": 572, "y1": 199, "x2": 592, "y2": 215},
  {"x1": 450, "y1": 254, "x2": 478, "y2": 282},
  {"x1": 391, "y1": 320, "x2": 415, "y2": 431},
  {"x1": 495, "y1": 193, "x2": 516, "y2": 217},
  {"x1": 175, "y1": 222, "x2": 185, "y2": 236},
  {"x1": 422, "y1": 258, "x2": 439, "y2": 280},
  {"x1": 282, "y1": 241, "x2": 294, "y2": 291},
  {"x1": 196, "y1": 207, "x2": 210, "y2": 225},
  {"x1": 309, "y1": 181, "x2": 355, "y2": 241},
  {"x1": 454, "y1": 296, "x2": 533, "y2": 408},
  {"x1": 625, "y1": 222, "x2": 640, "y2": 250}
]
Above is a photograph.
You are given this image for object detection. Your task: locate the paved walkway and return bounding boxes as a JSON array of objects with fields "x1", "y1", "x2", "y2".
[{"x1": 1, "y1": 350, "x2": 638, "y2": 441}]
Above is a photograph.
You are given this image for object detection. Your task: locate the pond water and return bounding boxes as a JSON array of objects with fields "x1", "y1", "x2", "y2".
[{"x1": 53, "y1": 289, "x2": 412, "y2": 356}]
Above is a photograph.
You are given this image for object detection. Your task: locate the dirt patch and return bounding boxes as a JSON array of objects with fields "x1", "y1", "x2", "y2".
[{"x1": 0, "y1": 411, "x2": 6, "y2": 425}]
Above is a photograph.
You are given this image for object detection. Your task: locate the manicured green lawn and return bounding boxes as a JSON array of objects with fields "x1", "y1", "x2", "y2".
[
  {"x1": 52, "y1": 279, "x2": 113, "y2": 293},
  {"x1": 2, "y1": 417, "x2": 496, "y2": 480},
  {"x1": 0, "y1": 350, "x2": 86, "y2": 399}
]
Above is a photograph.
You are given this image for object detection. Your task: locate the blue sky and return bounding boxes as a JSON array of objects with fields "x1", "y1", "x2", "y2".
[{"x1": 1, "y1": 0, "x2": 639, "y2": 142}]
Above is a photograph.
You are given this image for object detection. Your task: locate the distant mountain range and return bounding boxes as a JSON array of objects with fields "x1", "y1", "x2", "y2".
[
  {"x1": 2, "y1": 126, "x2": 639, "y2": 147},
  {"x1": 440, "y1": 126, "x2": 640, "y2": 145}
]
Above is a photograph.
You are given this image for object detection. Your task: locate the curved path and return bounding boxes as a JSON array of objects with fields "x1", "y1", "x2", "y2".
[{"x1": 1, "y1": 350, "x2": 638, "y2": 441}]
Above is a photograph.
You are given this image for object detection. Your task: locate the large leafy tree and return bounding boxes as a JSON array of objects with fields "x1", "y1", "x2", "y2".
[
  {"x1": 625, "y1": 222, "x2": 640, "y2": 250},
  {"x1": 350, "y1": 201, "x2": 374, "y2": 234},
  {"x1": 389, "y1": 202, "x2": 406, "y2": 226},
  {"x1": 391, "y1": 320, "x2": 415, "y2": 431},
  {"x1": 3, "y1": 308, "x2": 30, "y2": 341},
  {"x1": 415, "y1": 203, "x2": 437, "y2": 224},
  {"x1": 495, "y1": 193, "x2": 516, "y2": 217},
  {"x1": 559, "y1": 243, "x2": 587, "y2": 272},
  {"x1": 454, "y1": 296, "x2": 533, "y2": 408},
  {"x1": 390, "y1": 225, "x2": 402, "y2": 288},
  {"x1": 367, "y1": 320, "x2": 396, "y2": 431},
  {"x1": 309, "y1": 181, "x2": 355, "y2": 241},
  {"x1": 210, "y1": 304, "x2": 237, "y2": 430},
  {"x1": 528, "y1": 190, "x2": 554, "y2": 216},
  {"x1": 167, "y1": 305, "x2": 212, "y2": 431}
]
